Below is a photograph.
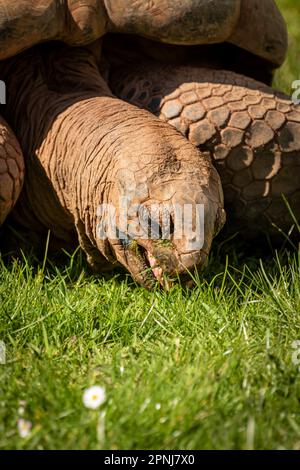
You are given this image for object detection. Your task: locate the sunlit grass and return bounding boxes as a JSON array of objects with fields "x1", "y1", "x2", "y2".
[{"x1": 0, "y1": 243, "x2": 299, "y2": 450}]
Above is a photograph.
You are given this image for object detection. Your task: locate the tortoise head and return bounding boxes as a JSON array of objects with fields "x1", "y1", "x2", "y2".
[{"x1": 100, "y1": 137, "x2": 226, "y2": 289}]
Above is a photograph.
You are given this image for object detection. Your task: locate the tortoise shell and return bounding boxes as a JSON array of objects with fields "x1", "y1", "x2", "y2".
[{"x1": 0, "y1": 1, "x2": 287, "y2": 66}]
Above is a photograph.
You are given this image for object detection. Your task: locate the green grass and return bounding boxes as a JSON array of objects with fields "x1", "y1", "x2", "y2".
[
  {"x1": 1, "y1": 250, "x2": 300, "y2": 450},
  {"x1": 0, "y1": 0, "x2": 300, "y2": 451},
  {"x1": 274, "y1": 0, "x2": 300, "y2": 93}
]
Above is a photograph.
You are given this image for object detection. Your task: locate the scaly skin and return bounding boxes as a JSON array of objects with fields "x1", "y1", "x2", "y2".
[
  {"x1": 110, "y1": 62, "x2": 300, "y2": 238},
  {"x1": 0, "y1": 117, "x2": 24, "y2": 226},
  {"x1": 0, "y1": 44, "x2": 224, "y2": 287}
]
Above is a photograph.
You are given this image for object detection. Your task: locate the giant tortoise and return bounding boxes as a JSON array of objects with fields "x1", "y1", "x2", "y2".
[{"x1": 0, "y1": 0, "x2": 299, "y2": 288}]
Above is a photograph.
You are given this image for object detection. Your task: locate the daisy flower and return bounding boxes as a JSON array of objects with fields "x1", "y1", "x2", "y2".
[
  {"x1": 83, "y1": 385, "x2": 106, "y2": 410},
  {"x1": 17, "y1": 419, "x2": 32, "y2": 438}
]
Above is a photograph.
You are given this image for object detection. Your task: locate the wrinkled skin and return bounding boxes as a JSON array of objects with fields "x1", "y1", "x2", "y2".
[{"x1": 0, "y1": 45, "x2": 224, "y2": 288}]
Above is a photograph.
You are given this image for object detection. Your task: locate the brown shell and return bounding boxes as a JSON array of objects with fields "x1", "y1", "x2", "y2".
[
  {"x1": 106, "y1": 0, "x2": 287, "y2": 66},
  {"x1": 228, "y1": 0, "x2": 288, "y2": 67},
  {"x1": 0, "y1": 0, "x2": 288, "y2": 67}
]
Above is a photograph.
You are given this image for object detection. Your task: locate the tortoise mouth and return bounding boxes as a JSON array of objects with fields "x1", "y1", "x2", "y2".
[
  {"x1": 146, "y1": 250, "x2": 163, "y2": 284},
  {"x1": 122, "y1": 238, "x2": 189, "y2": 289},
  {"x1": 129, "y1": 241, "x2": 206, "y2": 289},
  {"x1": 128, "y1": 241, "x2": 166, "y2": 286}
]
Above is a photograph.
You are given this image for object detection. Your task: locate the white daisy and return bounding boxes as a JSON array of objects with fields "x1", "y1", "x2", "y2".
[
  {"x1": 83, "y1": 385, "x2": 106, "y2": 410},
  {"x1": 17, "y1": 419, "x2": 32, "y2": 438}
]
